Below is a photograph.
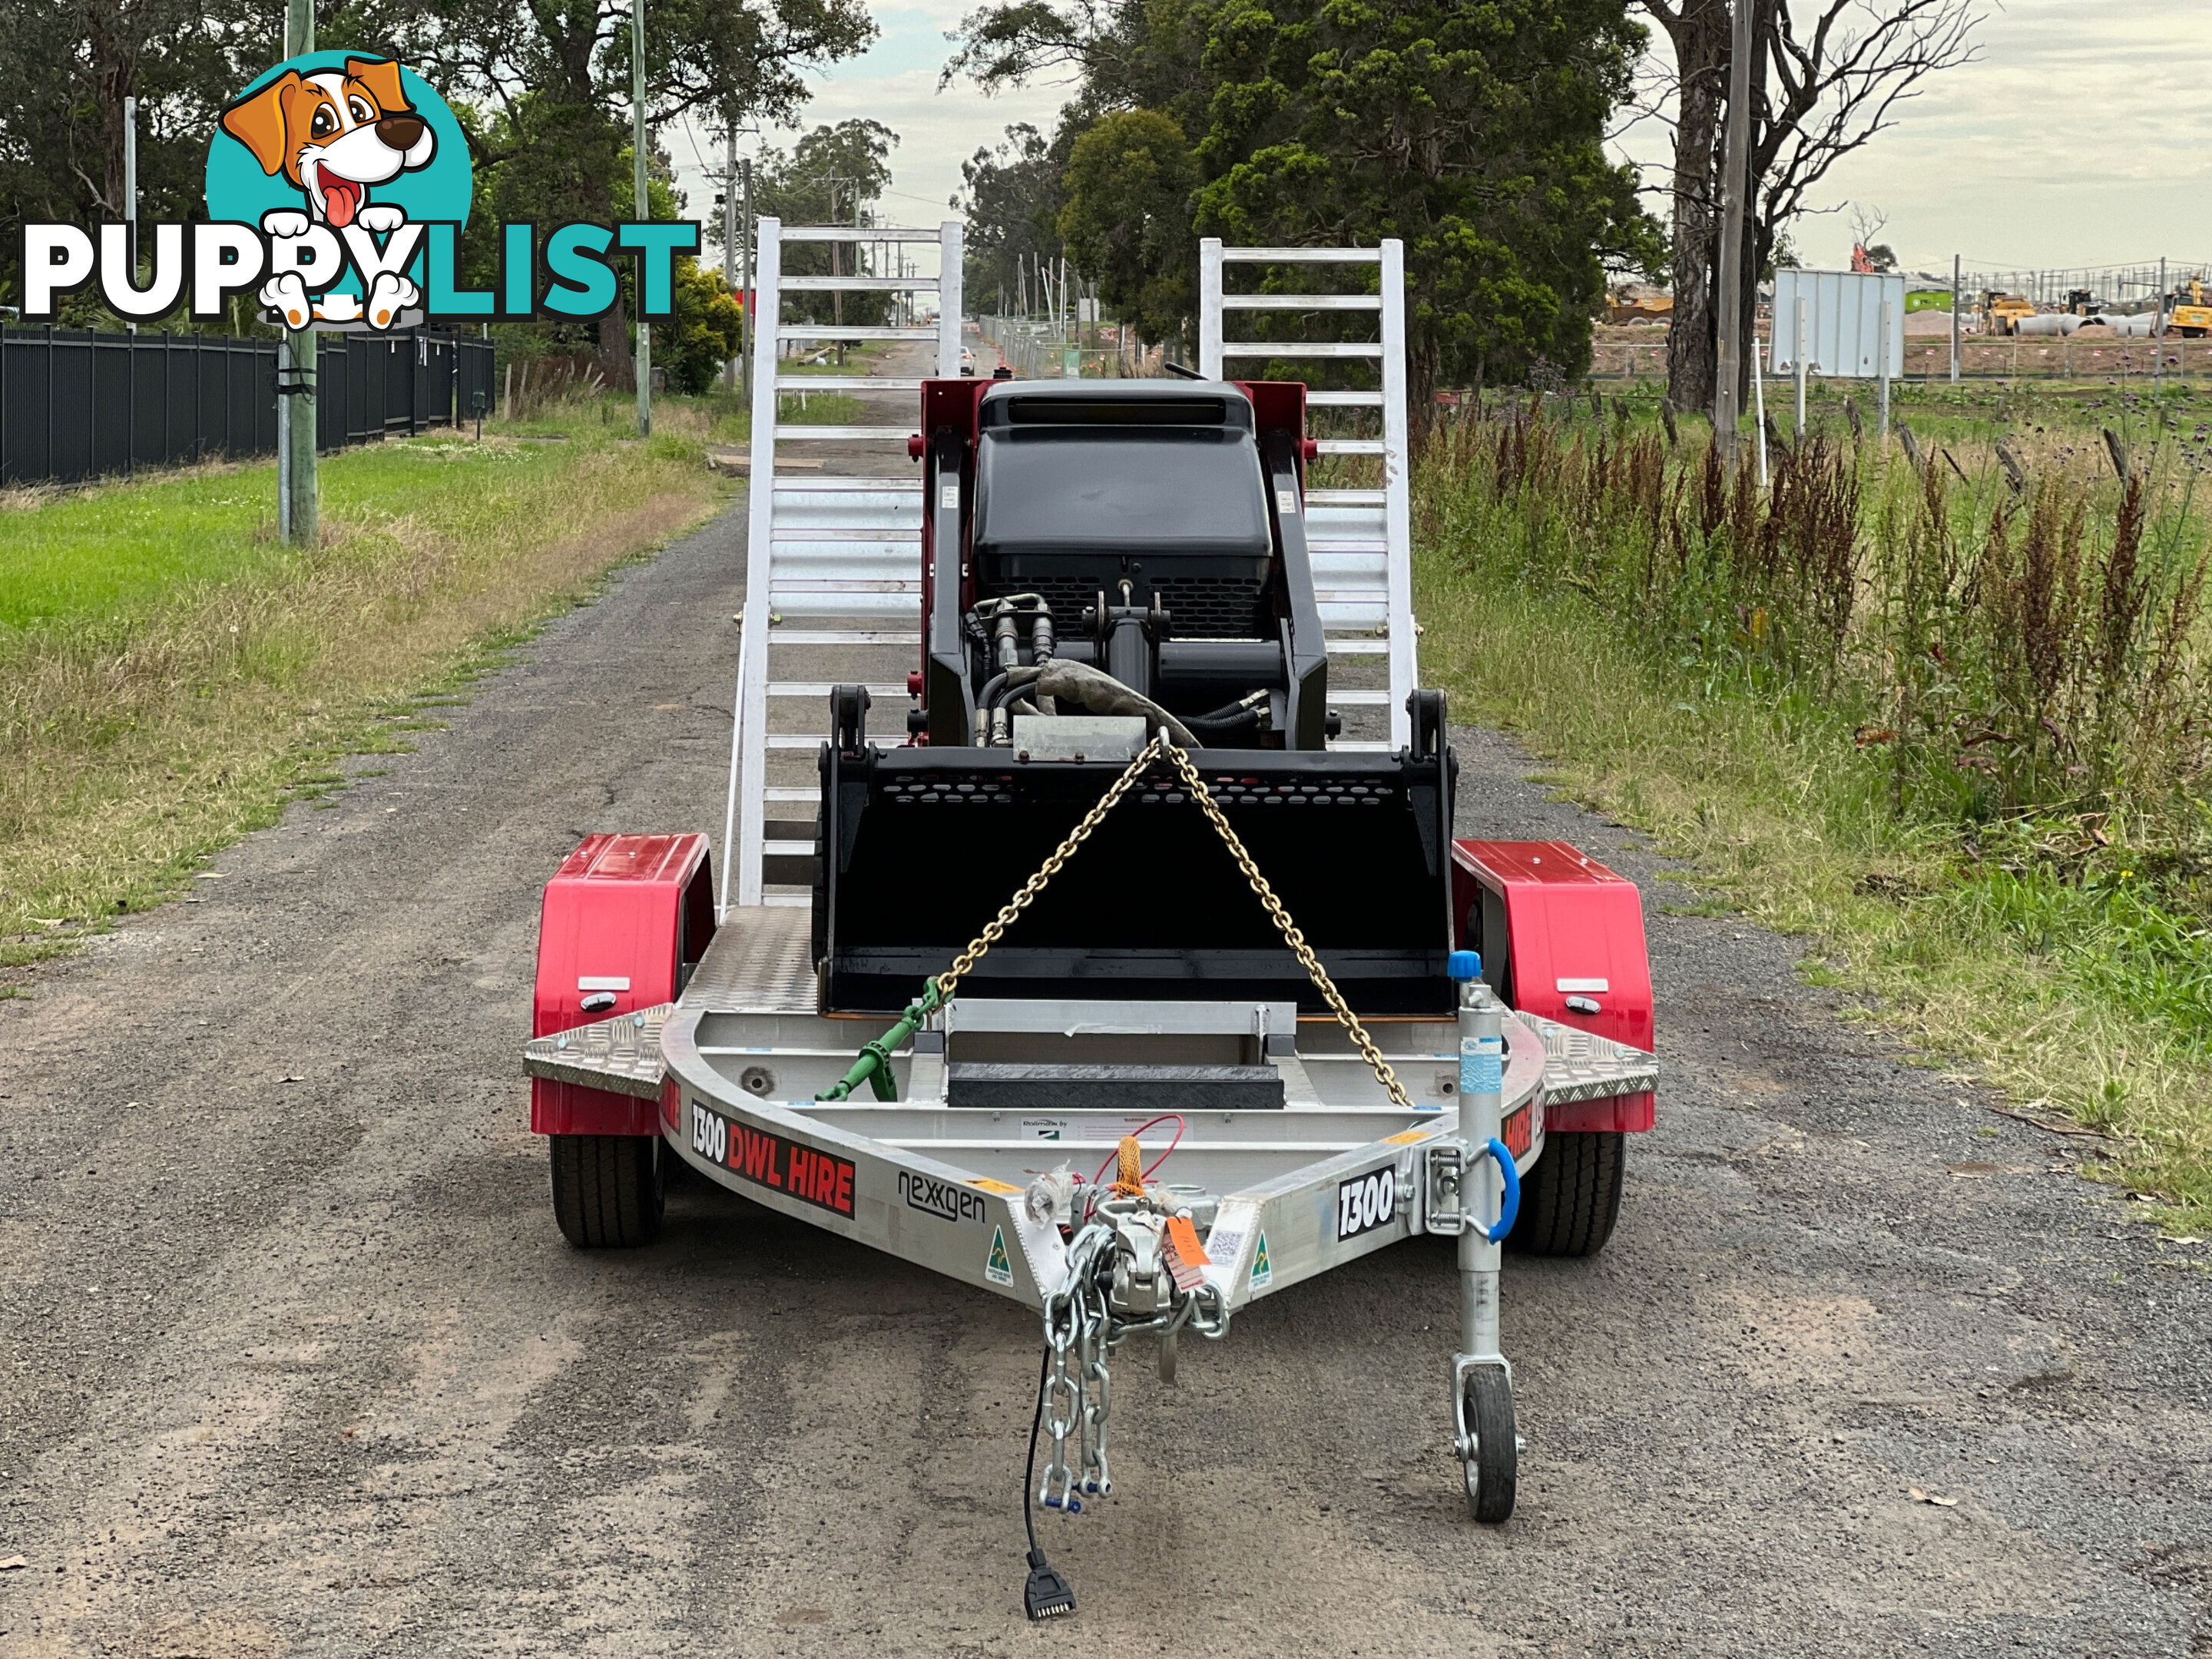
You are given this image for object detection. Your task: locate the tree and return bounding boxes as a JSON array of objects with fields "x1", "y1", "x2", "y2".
[
  {"x1": 955, "y1": 122, "x2": 1067, "y2": 316},
  {"x1": 754, "y1": 116, "x2": 895, "y2": 225},
  {"x1": 1847, "y1": 202, "x2": 1895, "y2": 270},
  {"x1": 0, "y1": 0, "x2": 303, "y2": 316},
  {"x1": 1055, "y1": 110, "x2": 1192, "y2": 342},
  {"x1": 949, "y1": 0, "x2": 1659, "y2": 411},
  {"x1": 664, "y1": 257, "x2": 744, "y2": 390},
  {"x1": 1192, "y1": 0, "x2": 1657, "y2": 410},
  {"x1": 392, "y1": 0, "x2": 873, "y2": 379},
  {"x1": 752, "y1": 118, "x2": 896, "y2": 353},
  {"x1": 944, "y1": 0, "x2": 1210, "y2": 121},
  {"x1": 1639, "y1": 0, "x2": 1980, "y2": 414}
]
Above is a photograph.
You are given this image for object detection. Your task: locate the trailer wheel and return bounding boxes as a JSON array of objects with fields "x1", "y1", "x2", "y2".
[
  {"x1": 1508, "y1": 1130, "x2": 1624, "y2": 1258},
  {"x1": 549, "y1": 1134, "x2": 664, "y2": 1248},
  {"x1": 1461, "y1": 1367, "x2": 1516, "y2": 1523}
]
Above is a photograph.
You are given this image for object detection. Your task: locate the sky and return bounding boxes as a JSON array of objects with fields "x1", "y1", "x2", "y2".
[
  {"x1": 664, "y1": 0, "x2": 1066, "y2": 255},
  {"x1": 668, "y1": 0, "x2": 2212, "y2": 280}
]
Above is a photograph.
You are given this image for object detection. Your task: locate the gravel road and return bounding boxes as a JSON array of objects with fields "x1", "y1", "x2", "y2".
[{"x1": 3, "y1": 398, "x2": 2209, "y2": 1657}]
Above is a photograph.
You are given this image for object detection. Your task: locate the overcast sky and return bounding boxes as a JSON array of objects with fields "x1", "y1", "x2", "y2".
[
  {"x1": 666, "y1": 0, "x2": 1063, "y2": 256},
  {"x1": 669, "y1": 0, "x2": 2212, "y2": 280}
]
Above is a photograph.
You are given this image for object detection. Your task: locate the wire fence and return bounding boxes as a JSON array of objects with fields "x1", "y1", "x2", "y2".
[
  {"x1": 1588, "y1": 332, "x2": 2206, "y2": 385},
  {"x1": 1, "y1": 326, "x2": 497, "y2": 488},
  {"x1": 973, "y1": 316, "x2": 1162, "y2": 379},
  {"x1": 1947, "y1": 259, "x2": 2212, "y2": 311}
]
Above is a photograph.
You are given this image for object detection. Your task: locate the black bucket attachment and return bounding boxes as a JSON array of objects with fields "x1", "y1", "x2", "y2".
[{"x1": 813, "y1": 692, "x2": 1456, "y2": 1016}]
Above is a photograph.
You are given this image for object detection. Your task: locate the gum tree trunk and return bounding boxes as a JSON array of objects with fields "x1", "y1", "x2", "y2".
[{"x1": 1656, "y1": 0, "x2": 1729, "y2": 417}]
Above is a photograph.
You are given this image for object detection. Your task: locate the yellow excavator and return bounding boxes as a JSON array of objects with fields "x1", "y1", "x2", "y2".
[{"x1": 2164, "y1": 276, "x2": 2212, "y2": 339}]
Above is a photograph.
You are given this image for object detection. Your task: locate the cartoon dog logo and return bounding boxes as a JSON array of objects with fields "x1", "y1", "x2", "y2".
[{"x1": 219, "y1": 56, "x2": 435, "y2": 329}]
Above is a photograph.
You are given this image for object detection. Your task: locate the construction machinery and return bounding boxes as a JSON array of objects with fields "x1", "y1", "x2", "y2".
[
  {"x1": 1982, "y1": 290, "x2": 2038, "y2": 335},
  {"x1": 520, "y1": 226, "x2": 1659, "y2": 1616},
  {"x1": 2165, "y1": 276, "x2": 2212, "y2": 339},
  {"x1": 1605, "y1": 286, "x2": 1674, "y2": 326}
]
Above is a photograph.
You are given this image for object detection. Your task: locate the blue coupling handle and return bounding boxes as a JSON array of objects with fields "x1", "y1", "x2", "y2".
[{"x1": 1482, "y1": 1137, "x2": 1521, "y2": 1243}]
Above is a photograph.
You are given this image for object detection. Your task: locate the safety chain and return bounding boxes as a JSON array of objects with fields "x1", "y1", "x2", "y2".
[
  {"x1": 1038, "y1": 1223, "x2": 1117, "y2": 1512},
  {"x1": 930, "y1": 730, "x2": 1413, "y2": 1109},
  {"x1": 914, "y1": 726, "x2": 1422, "y2": 1521},
  {"x1": 1038, "y1": 1213, "x2": 1230, "y2": 1513},
  {"x1": 932, "y1": 733, "x2": 1171, "y2": 1006},
  {"x1": 1157, "y1": 742, "x2": 1416, "y2": 1109}
]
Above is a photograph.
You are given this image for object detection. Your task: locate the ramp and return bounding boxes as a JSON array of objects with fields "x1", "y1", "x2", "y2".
[
  {"x1": 720, "y1": 217, "x2": 965, "y2": 914},
  {"x1": 1197, "y1": 238, "x2": 1416, "y2": 751}
]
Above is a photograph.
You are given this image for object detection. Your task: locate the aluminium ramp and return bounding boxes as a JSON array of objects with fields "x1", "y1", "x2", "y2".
[
  {"x1": 720, "y1": 217, "x2": 965, "y2": 915},
  {"x1": 1197, "y1": 238, "x2": 1415, "y2": 752}
]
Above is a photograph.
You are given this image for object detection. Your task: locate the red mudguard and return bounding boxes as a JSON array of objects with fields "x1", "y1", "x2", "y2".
[
  {"x1": 1450, "y1": 839, "x2": 1656, "y2": 1133},
  {"x1": 531, "y1": 833, "x2": 715, "y2": 1136}
]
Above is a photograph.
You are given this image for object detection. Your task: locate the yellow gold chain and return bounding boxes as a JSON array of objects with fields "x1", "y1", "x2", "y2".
[
  {"x1": 931, "y1": 733, "x2": 1414, "y2": 1111},
  {"x1": 932, "y1": 732, "x2": 1171, "y2": 1004},
  {"x1": 1157, "y1": 743, "x2": 1414, "y2": 1111}
]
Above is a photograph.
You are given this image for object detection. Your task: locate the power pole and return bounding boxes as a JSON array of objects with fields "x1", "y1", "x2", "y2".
[
  {"x1": 722, "y1": 117, "x2": 737, "y2": 392},
  {"x1": 122, "y1": 96, "x2": 137, "y2": 269},
  {"x1": 738, "y1": 157, "x2": 753, "y2": 400},
  {"x1": 831, "y1": 180, "x2": 844, "y2": 333},
  {"x1": 631, "y1": 0, "x2": 651, "y2": 435},
  {"x1": 2155, "y1": 255, "x2": 2168, "y2": 396},
  {"x1": 1949, "y1": 253, "x2": 1961, "y2": 386},
  {"x1": 277, "y1": 0, "x2": 317, "y2": 547},
  {"x1": 1713, "y1": 0, "x2": 1753, "y2": 457}
]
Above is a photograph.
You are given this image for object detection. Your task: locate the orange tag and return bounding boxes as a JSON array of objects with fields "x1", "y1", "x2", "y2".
[{"x1": 1166, "y1": 1214, "x2": 1210, "y2": 1268}]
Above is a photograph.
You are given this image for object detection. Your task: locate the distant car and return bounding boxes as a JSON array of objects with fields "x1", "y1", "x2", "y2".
[{"x1": 961, "y1": 346, "x2": 977, "y2": 376}]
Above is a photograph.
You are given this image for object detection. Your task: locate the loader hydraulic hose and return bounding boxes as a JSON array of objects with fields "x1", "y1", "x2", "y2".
[
  {"x1": 993, "y1": 659, "x2": 1198, "y2": 748},
  {"x1": 816, "y1": 981, "x2": 944, "y2": 1103}
]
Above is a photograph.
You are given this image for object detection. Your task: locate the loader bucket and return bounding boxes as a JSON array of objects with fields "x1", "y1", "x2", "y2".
[{"x1": 815, "y1": 737, "x2": 1457, "y2": 1016}]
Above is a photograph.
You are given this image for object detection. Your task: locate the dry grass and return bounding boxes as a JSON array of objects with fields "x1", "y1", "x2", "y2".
[{"x1": 0, "y1": 405, "x2": 726, "y2": 976}]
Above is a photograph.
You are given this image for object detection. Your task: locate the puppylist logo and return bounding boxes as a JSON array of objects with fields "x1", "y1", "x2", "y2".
[{"x1": 18, "y1": 51, "x2": 698, "y2": 333}]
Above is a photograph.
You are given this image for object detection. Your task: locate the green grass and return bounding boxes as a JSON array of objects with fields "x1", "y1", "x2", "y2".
[
  {"x1": 1416, "y1": 396, "x2": 2212, "y2": 1231},
  {"x1": 0, "y1": 475, "x2": 292, "y2": 630},
  {"x1": 0, "y1": 393, "x2": 730, "y2": 978},
  {"x1": 1416, "y1": 551, "x2": 2212, "y2": 1227}
]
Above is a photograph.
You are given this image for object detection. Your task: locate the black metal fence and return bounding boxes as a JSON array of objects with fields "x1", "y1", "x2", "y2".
[{"x1": 0, "y1": 327, "x2": 498, "y2": 487}]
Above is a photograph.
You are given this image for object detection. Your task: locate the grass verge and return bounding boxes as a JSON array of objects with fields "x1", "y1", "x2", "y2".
[
  {"x1": 1416, "y1": 382, "x2": 2212, "y2": 1238},
  {"x1": 1, "y1": 396, "x2": 730, "y2": 980},
  {"x1": 1417, "y1": 547, "x2": 2212, "y2": 1230}
]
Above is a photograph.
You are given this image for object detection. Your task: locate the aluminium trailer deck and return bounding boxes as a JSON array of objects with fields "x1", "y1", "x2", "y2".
[{"x1": 524, "y1": 902, "x2": 1656, "y2": 1371}]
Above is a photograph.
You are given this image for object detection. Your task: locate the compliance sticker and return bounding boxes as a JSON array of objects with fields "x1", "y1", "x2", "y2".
[
  {"x1": 1335, "y1": 1164, "x2": 1399, "y2": 1240},
  {"x1": 692, "y1": 1103, "x2": 854, "y2": 1217}
]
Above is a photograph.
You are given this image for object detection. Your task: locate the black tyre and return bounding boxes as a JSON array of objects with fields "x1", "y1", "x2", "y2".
[
  {"x1": 1461, "y1": 1366, "x2": 1516, "y2": 1523},
  {"x1": 1508, "y1": 1129, "x2": 1624, "y2": 1258},
  {"x1": 549, "y1": 1134, "x2": 664, "y2": 1247}
]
